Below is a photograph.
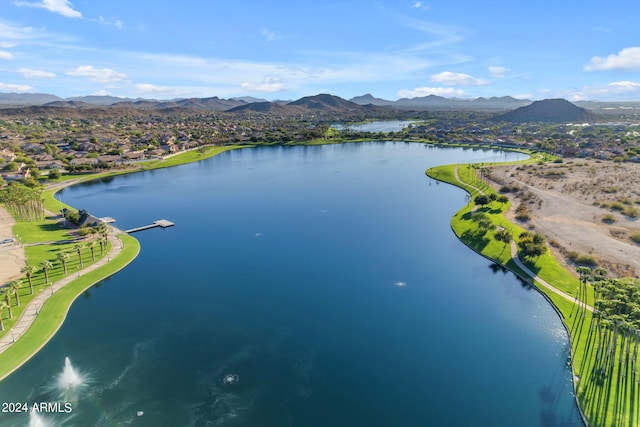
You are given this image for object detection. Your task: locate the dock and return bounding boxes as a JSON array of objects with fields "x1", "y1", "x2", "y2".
[{"x1": 125, "y1": 220, "x2": 175, "y2": 234}]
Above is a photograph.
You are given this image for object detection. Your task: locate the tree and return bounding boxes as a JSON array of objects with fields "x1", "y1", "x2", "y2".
[
  {"x1": 1, "y1": 289, "x2": 13, "y2": 319},
  {"x1": 496, "y1": 195, "x2": 509, "y2": 205},
  {"x1": 88, "y1": 241, "x2": 97, "y2": 261},
  {"x1": 0, "y1": 301, "x2": 8, "y2": 330},
  {"x1": 474, "y1": 194, "x2": 490, "y2": 207},
  {"x1": 48, "y1": 169, "x2": 61, "y2": 180},
  {"x1": 9, "y1": 280, "x2": 21, "y2": 306},
  {"x1": 494, "y1": 228, "x2": 512, "y2": 245},
  {"x1": 0, "y1": 183, "x2": 45, "y2": 221},
  {"x1": 57, "y1": 251, "x2": 70, "y2": 274},
  {"x1": 21, "y1": 265, "x2": 36, "y2": 294},
  {"x1": 39, "y1": 260, "x2": 53, "y2": 284},
  {"x1": 517, "y1": 231, "x2": 547, "y2": 259},
  {"x1": 74, "y1": 244, "x2": 85, "y2": 268}
]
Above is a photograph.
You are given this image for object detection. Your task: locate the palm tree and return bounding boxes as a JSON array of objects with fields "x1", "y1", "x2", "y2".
[
  {"x1": 39, "y1": 260, "x2": 53, "y2": 284},
  {"x1": 57, "y1": 251, "x2": 70, "y2": 274},
  {"x1": 74, "y1": 244, "x2": 85, "y2": 268},
  {"x1": 88, "y1": 241, "x2": 97, "y2": 261},
  {"x1": 9, "y1": 280, "x2": 20, "y2": 306},
  {"x1": 1, "y1": 289, "x2": 13, "y2": 319},
  {"x1": 21, "y1": 265, "x2": 36, "y2": 294},
  {"x1": 98, "y1": 236, "x2": 106, "y2": 256},
  {"x1": 0, "y1": 301, "x2": 8, "y2": 331},
  {"x1": 593, "y1": 267, "x2": 608, "y2": 281}
]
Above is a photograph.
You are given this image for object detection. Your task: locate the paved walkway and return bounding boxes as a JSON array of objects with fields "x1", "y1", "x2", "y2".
[
  {"x1": 509, "y1": 241, "x2": 593, "y2": 312},
  {"x1": 451, "y1": 165, "x2": 594, "y2": 312},
  {"x1": 0, "y1": 233, "x2": 123, "y2": 354}
]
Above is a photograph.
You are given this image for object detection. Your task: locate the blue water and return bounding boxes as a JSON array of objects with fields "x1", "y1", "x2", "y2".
[
  {"x1": 0, "y1": 142, "x2": 583, "y2": 426},
  {"x1": 331, "y1": 120, "x2": 413, "y2": 132}
]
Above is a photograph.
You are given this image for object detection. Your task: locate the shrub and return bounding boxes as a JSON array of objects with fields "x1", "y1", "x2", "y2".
[
  {"x1": 474, "y1": 194, "x2": 490, "y2": 206},
  {"x1": 48, "y1": 169, "x2": 61, "y2": 180},
  {"x1": 609, "y1": 201, "x2": 625, "y2": 211},
  {"x1": 77, "y1": 226, "x2": 92, "y2": 236},
  {"x1": 630, "y1": 232, "x2": 640, "y2": 244},
  {"x1": 623, "y1": 206, "x2": 639, "y2": 218},
  {"x1": 567, "y1": 251, "x2": 598, "y2": 266},
  {"x1": 601, "y1": 214, "x2": 617, "y2": 224}
]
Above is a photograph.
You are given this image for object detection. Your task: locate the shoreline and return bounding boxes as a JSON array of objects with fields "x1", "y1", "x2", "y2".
[
  {"x1": 426, "y1": 162, "x2": 593, "y2": 426},
  {"x1": 0, "y1": 140, "x2": 602, "y2": 423}
]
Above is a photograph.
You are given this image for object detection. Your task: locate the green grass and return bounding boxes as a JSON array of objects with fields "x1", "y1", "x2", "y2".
[
  {"x1": 0, "y1": 235, "x2": 139, "y2": 381},
  {"x1": 427, "y1": 156, "x2": 637, "y2": 427},
  {"x1": 137, "y1": 145, "x2": 246, "y2": 169},
  {"x1": 0, "y1": 224, "x2": 112, "y2": 342}
]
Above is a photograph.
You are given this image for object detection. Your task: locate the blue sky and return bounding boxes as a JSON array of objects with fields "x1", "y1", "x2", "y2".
[{"x1": 1, "y1": 0, "x2": 640, "y2": 101}]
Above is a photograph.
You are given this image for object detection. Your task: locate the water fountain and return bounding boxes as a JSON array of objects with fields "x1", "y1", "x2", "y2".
[
  {"x1": 28, "y1": 410, "x2": 50, "y2": 427},
  {"x1": 58, "y1": 357, "x2": 84, "y2": 390}
]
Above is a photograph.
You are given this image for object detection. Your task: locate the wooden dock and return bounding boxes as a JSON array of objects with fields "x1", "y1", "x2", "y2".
[{"x1": 126, "y1": 220, "x2": 175, "y2": 234}]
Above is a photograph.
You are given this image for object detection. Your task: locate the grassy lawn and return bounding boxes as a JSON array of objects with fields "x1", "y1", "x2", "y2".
[
  {"x1": 427, "y1": 157, "x2": 638, "y2": 427},
  {"x1": 137, "y1": 145, "x2": 246, "y2": 169},
  {"x1": 0, "y1": 219, "x2": 112, "y2": 342}
]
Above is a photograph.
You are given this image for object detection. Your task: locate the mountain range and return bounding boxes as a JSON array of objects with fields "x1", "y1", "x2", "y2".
[
  {"x1": 0, "y1": 91, "x2": 636, "y2": 123},
  {"x1": 0, "y1": 91, "x2": 533, "y2": 111}
]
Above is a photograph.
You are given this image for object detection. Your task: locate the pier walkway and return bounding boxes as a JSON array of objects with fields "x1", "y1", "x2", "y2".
[{"x1": 125, "y1": 220, "x2": 174, "y2": 234}]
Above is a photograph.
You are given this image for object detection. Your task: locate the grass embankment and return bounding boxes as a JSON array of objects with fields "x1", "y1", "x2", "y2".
[
  {"x1": 427, "y1": 160, "x2": 638, "y2": 427},
  {"x1": 0, "y1": 234, "x2": 139, "y2": 381}
]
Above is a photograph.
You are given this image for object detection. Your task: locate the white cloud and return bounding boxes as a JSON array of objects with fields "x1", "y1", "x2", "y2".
[
  {"x1": 66, "y1": 65, "x2": 127, "y2": 83},
  {"x1": 397, "y1": 87, "x2": 466, "y2": 98},
  {"x1": 241, "y1": 81, "x2": 288, "y2": 93},
  {"x1": 430, "y1": 71, "x2": 488, "y2": 86},
  {"x1": 16, "y1": 68, "x2": 57, "y2": 78},
  {"x1": 0, "y1": 82, "x2": 34, "y2": 91},
  {"x1": 135, "y1": 83, "x2": 182, "y2": 95},
  {"x1": 513, "y1": 94, "x2": 533, "y2": 100},
  {"x1": 97, "y1": 16, "x2": 123, "y2": 29},
  {"x1": 488, "y1": 66, "x2": 509, "y2": 78},
  {"x1": 261, "y1": 29, "x2": 281, "y2": 43},
  {"x1": 413, "y1": 2, "x2": 430, "y2": 11},
  {"x1": 0, "y1": 51, "x2": 15, "y2": 60},
  {"x1": 563, "y1": 81, "x2": 640, "y2": 101},
  {"x1": 585, "y1": 47, "x2": 640, "y2": 71},
  {"x1": 0, "y1": 42, "x2": 16, "y2": 48},
  {"x1": 401, "y1": 19, "x2": 466, "y2": 52},
  {"x1": 14, "y1": 0, "x2": 82, "y2": 18}
]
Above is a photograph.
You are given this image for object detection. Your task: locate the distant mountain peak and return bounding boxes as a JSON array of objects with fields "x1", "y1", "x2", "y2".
[{"x1": 493, "y1": 98, "x2": 597, "y2": 123}]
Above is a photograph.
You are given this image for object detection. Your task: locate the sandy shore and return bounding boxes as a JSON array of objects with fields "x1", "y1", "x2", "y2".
[
  {"x1": 490, "y1": 158, "x2": 640, "y2": 277},
  {"x1": 0, "y1": 205, "x2": 25, "y2": 284}
]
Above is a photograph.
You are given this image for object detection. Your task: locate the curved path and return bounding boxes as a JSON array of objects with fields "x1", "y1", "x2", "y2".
[
  {"x1": 451, "y1": 166, "x2": 594, "y2": 312},
  {"x1": 0, "y1": 233, "x2": 123, "y2": 354},
  {"x1": 509, "y1": 241, "x2": 593, "y2": 312}
]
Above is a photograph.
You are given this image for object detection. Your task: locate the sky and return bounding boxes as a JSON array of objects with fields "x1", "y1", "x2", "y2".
[{"x1": 1, "y1": 0, "x2": 640, "y2": 101}]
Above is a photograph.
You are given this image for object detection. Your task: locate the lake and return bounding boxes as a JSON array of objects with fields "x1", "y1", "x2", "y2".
[{"x1": 0, "y1": 142, "x2": 583, "y2": 426}]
